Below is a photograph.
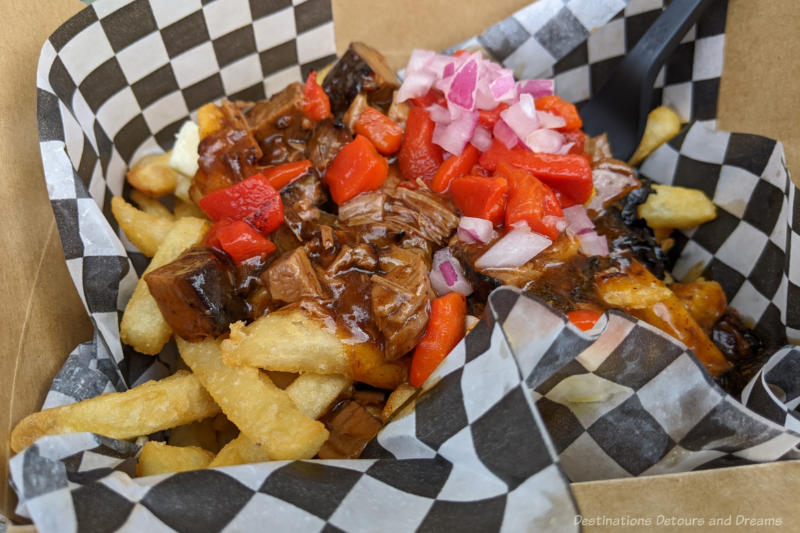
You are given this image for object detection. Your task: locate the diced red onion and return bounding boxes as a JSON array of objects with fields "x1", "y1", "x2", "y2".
[
  {"x1": 475, "y1": 224, "x2": 552, "y2": 269},
  {"x1": 542, "y1": 215, "x2": 567, "y2": 234},
  {"x1": 470, "y1": 125, "x2": 493, "y2": 152},
  {"x1": 536, "y1": 111, "x2": 566, "y2": 129},
  {"x1": 555, "y1": 142, "x2": 575, "y2": 155},
  {"x1": 562, "y1": 205, "x2": 593, "y2": 236},
  {"x1": 432, "y1": 109, "x2": 478, "y2": 155},
  {"x1": 447, "y1": 58, "x2": 479, "y2": 110},
  {"x1": 517, "y1": 79, "x2": 554, "y2": 98},
  {"x1": 489, "y1": 70, "x2": 516, "y2": 101},
  {"x1": 458, "y1": 216, "x2": 493, "y2": 243},
  {"x1": 524, "y1": 128, "x2": 564, "y2": 154},
  {"x1": 396, "y1": 49, "x2": 438, "y2": 102},
  {"x1": 501, "y1": 93, "x2": 539, "y2": 142},
  {"x1": 430, "y1": 248, "x2": 473, "y2": 296},
  {"x1": 474, "y1": 76, "x2": 497, "y2": 110},
  {"x1": 493, "y1": 120, "x2": 519, "y2": 149},
  {"x1": 426, "y1": 104, "x2": 451, "y2": 123},
  {"x1": 576, "y1": 230, "x2": 609, "y2": 257}
]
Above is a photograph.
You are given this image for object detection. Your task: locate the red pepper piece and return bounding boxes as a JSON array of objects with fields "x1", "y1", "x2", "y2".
[
  {"x1": 535, "y1": 95, "x2": 582, "y2": 129},
  {"x1": 262, "y1": 160, "x2": 312, "y2": 191},
  {"x1": 430, "y1": 144, "x2": 479, "y2": 193},
  {"x1": 477, "y1": 138, "x2": 522, "y2": 172},
  {"x1": 245, "y1": 193, "x2": 284, "y2": 234},
  {"x1": 567, "y1": 309, "x2": 603, "y2": 331},
  {"x1": 410, "y1": 291, "x2": 466, "y2": 387},
  {"x1": 498, "y1": 161, "x2": 563, "y2": 240},
  {"x1": 469, "y1": 164, "x2": 490, "y2": 177},
  {"x1": 354, "y1": 107, "x2": 404, "y2": 155},
  {"x1": 449, "y1": 174, "x2": 508, "y2": 227},
  {"x1": 210, "y1": 220, "x2": 276, "y2": 263},
  {"x1": 477, "y1": 103, "x2": 509, "y2": 129},
  {"x1": 503, "y1": 151, "x2": 593, "y2": 205},
  {"x1": 325, "y1": 134, "x2": 389, "y2": 205},
  {"x1": 410, "y1": 89, "x2": 446, "y2": 109},
  {"x1": 397, "y1": 106, "x2": 443, "y2": 182},
  {"x1": 198, "y1": 173, "x2": 283, "y2": 224},
  {"x1": 303, "y1": 71, "x2": 332, "y2": 121}
]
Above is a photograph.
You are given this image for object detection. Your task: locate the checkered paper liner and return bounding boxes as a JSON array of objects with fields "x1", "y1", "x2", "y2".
[{"x1": 12, "y1": 0, "x2": 800, "y2": 530}]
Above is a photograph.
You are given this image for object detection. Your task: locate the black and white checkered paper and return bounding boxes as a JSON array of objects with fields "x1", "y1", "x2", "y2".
[{"x1": 12, "y1": 0, "x2": 800, "y2": 531}]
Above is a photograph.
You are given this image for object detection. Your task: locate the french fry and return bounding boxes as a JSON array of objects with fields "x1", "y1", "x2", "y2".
[
  {"x1": 381, "y1": 384, "x2": 417, "y2": 422},
  {"x1": 10, "y1": 371, "x2": 220, "y2": 453},
  {"x1": 168, "y1": 417, "x2": 219, "y2": 452},
  {"x1": 129, "y1": 189, "x2": 174, "y2": 219},
  {"x1": 628, "y1": 105, "x2": 682, "y2": 167},
  {"x1": 174, "y1": 173, "x2": 193, "y2": 204},
  {"x1": 208, "y1": 373, "x2": 349, "y2": 468},
  {"x1": 126, "y1": 152, "x2": 179, "y2": 198},
  {"x1": 176, "y1": 337, "x2": 330, "y2": 461},
  {"x1": 638, "y1": 184, "x2": 717, "y2": 230},
  {"x1": 120, "y1": 217, "x2": 210, "y2": 355},
  {"x1": 111, "y1": 196, "x2": 175, "y2": 257},
  {"x1": 595, "y1": 259, "x2": 731, "y2": 376},
  {"x1": 207, "y1": 434, "x2": 270, "y2": 468},
  {"x1": 221, "y1": 310, "x2": 351, "y2": 376},
  {"x1": 137, "y1": 441, "x2": 215, "y2": 477},
  {"x1": 197, "y1": 103, "x2": 225, "y2": 139},
  {"x1": 285, "y1": 373, "x2": 351, "y2": 419},
  {"x1": 173, "y1": 197, "x2": 207, "y2": 219}
]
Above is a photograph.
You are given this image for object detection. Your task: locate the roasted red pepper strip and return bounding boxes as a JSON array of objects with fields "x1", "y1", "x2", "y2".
[
  {"x1": 208, "y1": 220, "x2": 276, "y2": 263},
  {"x1": 410, "y1": 292, "x2": 466, "y2": 387},
  {"x1": 303, "y1": 71, "x2": 332, "y2": 121},
  {"x1": 449, "y1": 174, "x2": 508, "y2": 227},
  {"x1": 354, "y1": 107, "x2": 404, "y2": 155},
  {"x1": 535, "y1": 95, "x2": 582, "y2": 129},
  {"x1": 410, "y1": 90, "x2": 446, "y2": 109},
  {"x1": 262, "y1": 160, "x2": 312, "y2": 191},
  {"x1": 498, "y1": 161, "x2": 563, "y2": 240},
  {"x1": 198, "y1": 173, "x2": 283, "y2": 234},
  {"x1": 397, "y1": 105, "x2": 443, "y2": 182},
  {"x1": 325, "y1": 134, "x2": 389, "y2": 205},
  {"x1": 567, "y1": 309, "x2": 603, "y2": 331},
  {"x1": 430, "y1": 144, "x2": 479, "y2": 193},
  {"x1": 560, "y1": 129, "x2": 586, "y2": 155},
  {"x1": 478, "y1": 138, "x2": 522, "y2": 172}
]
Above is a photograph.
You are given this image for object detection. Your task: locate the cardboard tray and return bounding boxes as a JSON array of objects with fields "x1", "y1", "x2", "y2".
[{"x1": 2, "y1": 0, "x2": 797, "y2": 530}]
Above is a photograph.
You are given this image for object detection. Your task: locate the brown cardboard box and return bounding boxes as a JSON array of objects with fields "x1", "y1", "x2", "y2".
[{"x1": 1, "y1": 0, "x2": 797, "y2": 529}]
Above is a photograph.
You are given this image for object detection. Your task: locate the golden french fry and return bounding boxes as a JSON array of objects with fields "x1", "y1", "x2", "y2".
[
  {"x1": 638, "y1": 184, "x2": 717, "y2": 230},
  {"x1": 221, "y1": 310, "x2": 351, "y2": 376},
  {"x1": 629, "y1": 105, "x2": 682, "y2": 167},
  {"x1": 10, "y1": 371, "x2": 220, "y2": 453},
  {"x1": 111, "y1": 196, "x2": 175, "y2": 257},
  {"x1": 129, "y1": 189, "x2": 174, "y2": 219},
  {"x1": 177, "y1": 337, "x2": 329, "y2": 461},
  {"x1": 120, "y1": 217, "x2": 210, "y2": 355},
  {"x1": 173, "y1": 198, "x2": 207, "y2": 219},
  {"x1": 137, "y1": 441, "x2": 215, "y2": 477},
  {"x1": 126, "y1": 152, "x2": 179, "y2": 198},
  {"x1": 285, "y1": 373, "x2": 351, "y2": 420},
  {"x1": 168, "y1": 417, "x2": 219, "y2": 452},
  {"x1": 671, "y1": 280, "x2": 727, "y2": 331},
  {"x1": 208, "y1": 434, "x2": 270, "y2": 468},
  {"x1": 381, "y1": 384, "x2": 417, "y2": 422},
  {"x1": 174, "y1": 173, "x2": 194, "y2": 204}
]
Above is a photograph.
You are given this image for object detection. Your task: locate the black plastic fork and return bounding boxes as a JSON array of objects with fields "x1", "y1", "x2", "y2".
[{"x1": 580, "y1": 0, "x2": 715, "y2": 160}]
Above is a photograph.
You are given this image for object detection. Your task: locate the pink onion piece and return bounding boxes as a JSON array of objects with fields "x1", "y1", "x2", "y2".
[
  {"x1": 524, "y1": 128, "x2": 564, "y2": 153},
  {"x1": 536, "y1": 111, "x2": 566, "y2": 129},
  {"x1": 470, "y1": 125, "x2": 493, "y2": 152},
  {"x1": 501, "y1": 93, "x2": 539, "y2": 142},
  {"x1": 432, "y1": 109, "x2": 477, "y2": 155},
  {"x1": 427, "y1": 104, "x2": 451, "y2": 123},
  {"x1": 576, "y1": 231, "x2": 609, "y2": 257},
  {"x1": 517, "y1": 79, "x2": 554, "y2": 98},
  {"x1": 562, "y1": 205, "x2": 593, "y2": 236},
  {"x1": 458, "y1": 216, "x2": 493, "y2": 243},
  {"x1": 430, "y1": 248, "x2": 473, "y2": 296},
  {"x1": 475, "y1": 225, "x2": 552, "y2": 269},
  {"x1": 489, "y1": 70, "x2": 516, "y2": 101},
  {"x1": 447, "y1": 58, "x2": 479, "y2": 109},
  {"x1": 555, "y1": 142, "x2": 575, "y2": 155},
  {"x1": 396, "y1": 49, "x2": 438, "y2": 102},
  {"x1": 493, "y1": 119, "x2": 520, "y2": 149}
]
